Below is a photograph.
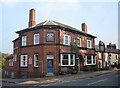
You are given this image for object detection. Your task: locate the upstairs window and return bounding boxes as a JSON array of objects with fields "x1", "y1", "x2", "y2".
[
  {"x1": 20, "y1": 55, "x2": 28, "y2": 67},
  {"x1": 63, "y1": 34, "x2": 71, "y2": 45},
  {"x1": 87, "y1": 40, "x2": 92, "y2": 48},
  {"x1": 34, "y1": 54, "x2": 39, "y2": 67},
  {"x1": 34, "y1": 33, "x2": 39, "y2": 44},
  {"x1": 22, "y1": 36, "x2": 27, "y2": 46},
  {"x1": 9, "y1": 59, "x2": 13, "y2": 66},
  {"x1": 77, "y1": 38, "x2": 82, "y2": 47}
]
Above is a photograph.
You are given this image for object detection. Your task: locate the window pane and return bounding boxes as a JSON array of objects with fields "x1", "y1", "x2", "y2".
[
  {"x1": 93, "y1": 56, "x2": 95, "y2": 64},
  {"x1": 34, "y1": 54, "x2": 39, "y2": 67},
  {"x1": 62, "y1": 55, "x2": 68, "y2": 65},
  {"x1": 87, "y1": 56, "x2": 91, "y2": 64},
  {"x1": 34, "y1": 34, "x2": 39, "y2": 44},
  {"x1": 23, "y1": 56, "x2": 26, "y2": 65},
  {"x1": 77, "y1": 39, "x2": 80, "y2": 46},
  {"x1": 65, "y1": 36, "x2": 68, "y2": 44}
]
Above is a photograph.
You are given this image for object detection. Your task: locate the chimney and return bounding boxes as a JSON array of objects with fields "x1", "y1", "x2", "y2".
[
  {"x1": 82, "y1": 23, "x2": 87, "y2": 32},
  {"x1": 28, "y1": 9, "x2": 36, "y2": 27}
]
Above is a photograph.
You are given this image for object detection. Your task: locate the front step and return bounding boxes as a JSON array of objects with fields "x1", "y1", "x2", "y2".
[{"x1": 46, "y1": 73, "x2": 54, "y2": 77}]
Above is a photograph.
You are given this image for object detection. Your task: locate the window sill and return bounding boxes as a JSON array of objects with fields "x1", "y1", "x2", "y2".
[
  {"x1": 86, "y1": 64, "x2": 96, "y2": 65},
  {"x1": 20, "y1": 66, "x2": 28, "y2": 67},
  {"x1": 61, "y1": 65, "x2": 75, "y2": 66},
  {"x1": 63, "y1": 44, "x2": 71, "y2": 46},
  {"x1": 34, "y1": 43, "x2": 39, "y2": 45}
]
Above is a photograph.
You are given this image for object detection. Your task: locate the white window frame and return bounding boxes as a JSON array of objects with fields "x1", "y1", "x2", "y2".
[
  {"x1": 34, "y1": 54, "x2": 39, "y2": 67},
  {"x1": 34, "y1": 33, "x2": 39, "y2": 45},
  {"x1": 77, "y1": 37, "x2": 82, "y2": 47},
  {"x1": 13, "y1": 54, "x2": 17, "y2": 61},
  {"x1": 9, "y1": 59, "x2": 13, "y2": 66},
  {"x1": 86, "y1": 56, "x2": 96, "y2": 65},
  {"x1": 20, "y1": 55, "x2": 28, "y2": 67},
  {"x1": 61, "y1": 54, "x2": 75, "y2": 66},
  {"x1": 87, "y1": 39, "x2": 92, "y2": 48},
  {"x1": 22, "y1": 36, "x2": 27, "y2": 46},
  {"x1": 63, "y1": 34, "x2": 71, "y2": 45}
]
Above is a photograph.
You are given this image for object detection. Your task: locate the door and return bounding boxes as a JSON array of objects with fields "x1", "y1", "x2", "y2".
[{"x1": 47, "y1": 59, "x2": 54, "y2": 73}]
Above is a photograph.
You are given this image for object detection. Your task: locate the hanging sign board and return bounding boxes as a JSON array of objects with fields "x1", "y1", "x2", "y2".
[
  {"x1": 46, "y1": 33, "x2": 54, "y2": 41},
  {"x1": 99, "y1": 41, "x2": 105, "y2": 52}
]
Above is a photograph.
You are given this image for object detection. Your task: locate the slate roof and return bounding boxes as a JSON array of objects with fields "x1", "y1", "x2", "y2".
[
  {"x1": 16, "y1": 20, "x2": 96, "y2": 38},
  {"x1": 95, "y1": 45, "x2": 120, "y2": 54}
]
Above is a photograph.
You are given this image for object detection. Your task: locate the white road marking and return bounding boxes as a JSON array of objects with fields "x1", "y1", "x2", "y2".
[
  {"x1": 88, "y1": 78, "x2": 108, "y2": 85},
  {"x1": 40, "y1": 82, "x2": 66, "y2": 86}
]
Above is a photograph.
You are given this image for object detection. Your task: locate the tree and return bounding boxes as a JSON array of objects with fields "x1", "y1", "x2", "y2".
[
  {"x1": 2, "y1": 54, "x2": 10, "y2": 69},
  {"x1": 70, "y1": 39, "x2": 80, "y2": 73}
]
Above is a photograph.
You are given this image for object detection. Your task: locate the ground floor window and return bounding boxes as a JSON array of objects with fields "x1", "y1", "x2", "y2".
[
  {"x1": 34, "y1": 54, "x2": 39, "y2": 67},
  {"x1": 20, "y1": 55, "x2": 28, "y2": 67},
  {"x1": 86, "y1": 55, "x2": 96, "y2": 65},
  {"x1": 61, "y1": 54, "x2": 75, "y2": 66}
]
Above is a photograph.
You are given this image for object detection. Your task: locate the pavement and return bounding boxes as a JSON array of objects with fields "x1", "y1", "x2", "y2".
[{"x1": 1, "y1": 69, "x2": 118, "y2": 85}]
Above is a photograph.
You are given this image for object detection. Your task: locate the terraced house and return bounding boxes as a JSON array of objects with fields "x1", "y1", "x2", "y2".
[{"x1": 4, "y1": 9, "x2": 97, "y2": 78}]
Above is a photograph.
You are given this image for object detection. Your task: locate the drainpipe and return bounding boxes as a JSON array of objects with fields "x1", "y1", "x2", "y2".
[
  {"x1": 19, "y1": 33, "x2": 22, "y2": 78},
  {"x1": 58, "y1": 27, "x2": 61, "y2": 74}
]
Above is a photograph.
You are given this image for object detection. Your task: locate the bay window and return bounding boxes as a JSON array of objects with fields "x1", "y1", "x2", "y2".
[
  {"x1": 86, "y1": 56, "x2": 96, "y2": 65},
  {"x1": 61, "y1": 54, "x2": 75, "y2": 66}
]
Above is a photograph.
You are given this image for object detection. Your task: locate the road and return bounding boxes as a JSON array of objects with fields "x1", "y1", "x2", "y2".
[{"x1": 2, "y1": 70, "x2": 120, "y2": 87}]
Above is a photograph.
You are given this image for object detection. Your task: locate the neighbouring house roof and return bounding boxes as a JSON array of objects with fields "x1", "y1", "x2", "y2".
[
  {"x1": 5, "y1": 55, "x2": 13, "y2": 60},
  {"x1": 16, "y1": 20, "x2": 96, "y2": 38},
  {"x1": 105, "y1": 48, "x2": 120, "y2": 54},
  {"x1": 95, "y1": 45, "x2": 120, "y2": 54},
  {"x1": 12, "y1": 38, "x2": 19, "y2": 42}
]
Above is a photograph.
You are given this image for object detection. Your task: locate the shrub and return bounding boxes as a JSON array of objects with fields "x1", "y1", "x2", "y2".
[
  {"x1": 117, "y1": 65, "x2": 120, "y2": 69},
  {"x1": 90, "y1": 66, "x2": 98, "y2": 71},
  {"x1": 59, "y1": 71, "x2": 65, "y2": 75},
  {"x1": 99, "y1": 67, "x2": 109, "y2": 71}
]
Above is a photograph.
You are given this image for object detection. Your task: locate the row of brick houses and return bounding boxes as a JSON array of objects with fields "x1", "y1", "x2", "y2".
[
  {"x1": 95, "y1": 43, "x2": 120, "y2": 68},
  {"x1": 3, "y1": 9, "x2": 120, "y2": 78}
]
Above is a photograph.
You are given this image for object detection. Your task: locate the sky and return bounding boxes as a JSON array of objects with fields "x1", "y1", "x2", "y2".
[{"x1": 0, "y1": 0, "x2": 119, "y2": 54}]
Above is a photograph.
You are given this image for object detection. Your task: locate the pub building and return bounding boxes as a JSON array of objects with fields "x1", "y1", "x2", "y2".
[{"x1": 3, "y1": 9, "x2": 97, "y2": 78}]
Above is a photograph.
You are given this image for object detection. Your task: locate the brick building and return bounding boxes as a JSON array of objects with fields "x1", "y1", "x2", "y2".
[{"x1": 3, "y1": 9, "x2": 97, "y2": 78}]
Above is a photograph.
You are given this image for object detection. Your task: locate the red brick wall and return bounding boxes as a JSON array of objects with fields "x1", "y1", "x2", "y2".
[{"x1": 5, "y1": 27, "x2": 96, "y2": 78}]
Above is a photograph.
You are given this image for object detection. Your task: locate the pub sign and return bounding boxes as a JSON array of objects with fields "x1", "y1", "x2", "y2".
[{"x1": 46, "y1": 33, "x2": 54, "y2": 41}]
